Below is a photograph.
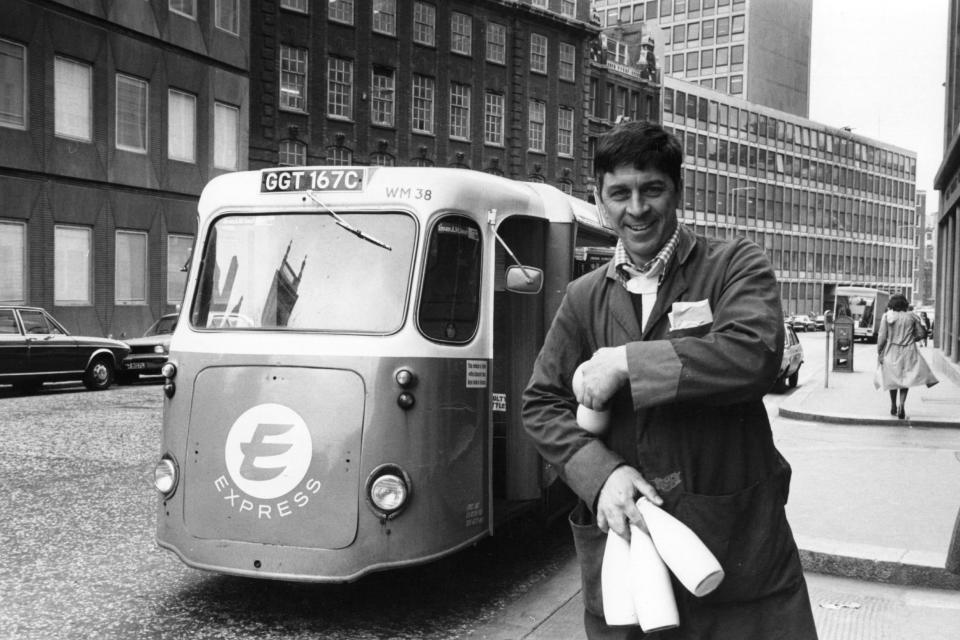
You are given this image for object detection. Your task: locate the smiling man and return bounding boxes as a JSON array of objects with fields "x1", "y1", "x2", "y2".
[{"x1": 522, "y1": 122, "x2": 817, "y2": 639}]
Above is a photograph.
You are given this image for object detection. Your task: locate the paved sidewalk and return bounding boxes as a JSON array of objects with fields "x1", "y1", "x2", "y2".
[{"x1": 776, "y1": 342, "x2": 960, "y2": 591}]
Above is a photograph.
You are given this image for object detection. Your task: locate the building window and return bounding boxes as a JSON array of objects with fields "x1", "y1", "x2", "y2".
[
  {"x1": 412, "y1": 74, "x2": 435, "y2": 133},
  {"x1": 451, "y1": 12, "x2": 472, "y2": 55},
  {"x1": 372, "y1": 67, "x2": 395, "y2": 127},
  {"x1": 530, "y1": 33, "x2": 548, "y2": 73},
  {"x1": 326, "y1": 145, "x2": 352, "y2": 165},
  {"x1": 55, "y1": 57, "x2": 92, "y2": 141},
  {"x1": 561, "y1": 0, "x2": 577, "y2": 18},
  {"x1": 0, "y1": 39, "x2": 26, "y2": 129},
  {"x1": 116, "y1": 74, "x2": 148, "y2": 152},
  {"x1": 280, "y1": 46, "x2": 308, "y2": 112},
  {"x1": 372, "y1": 0, "x2": 396, "y2": 35},
  {"x1": 484, "y1": 92, "x2": 504, "y2": 146},
  {"x1": 215, "y1": 0, "x2": 239, "y2": 34},
  {"x1": 166, "y1": 234, "x2": 192, "y2": 304},
  {"x1": 486, "y1": 23, "x2": 506, "y2": 64},
  {"x1": 731, "y1": 14, "x2": 745, "y2": 34},
  {"x1": 532, "y1": 0, "x2": 547, "y2": 7},
  {"x1": 214, "y1": 102, "x2": 239, "y2": 170},
  {"x1": 731, "y1": 44, "x2": 744, "y2": 68},
  {"x1": 370, "y1": 151, "x2": 395, "y2": 166},
  {"x1": 169, "y1": 0, "x2": 196, "y2": 19},
  {"x1": 449, "y1": 82, "x2": 471, "y2": 140},
  {"x1": 329, "y1": 0, "x2": 354, "y2": 24},
  {"x1": 528, "y1": 99, "x2": 545, "y2": 152},
  {"x1": 55, "y1": 225, "x2": 91, "y2": 305},
  {"x1": 413, "y1": 2, "x2": 436, "y2": 46},
  {"x1": 168, "y1": 90, "x2": 196, "y2": 163},
  {"x1": 557, "y1": 107, "x2": 574, "y2": 157},
  {"x1": 115, "y1": 230, "x2": 147, "y2": 305},
  {"x1": 280, "y1": 0, "x2": 308, "y2": 12},
  {"x1": 729, "y1": 74, "x2": 743, "y2": 94},
  {"x1": 0, "y1": 221, "x2": 25, "y2": 303},
  {"x1": 278, "y1": 139, "x2": 306, "y2": 166},
  {"x1": 327, "y1": 57, "x2": 353, "y2": 120},
  {"x1": 559, "y1": 43, "x2": 576, "y2": 81}
]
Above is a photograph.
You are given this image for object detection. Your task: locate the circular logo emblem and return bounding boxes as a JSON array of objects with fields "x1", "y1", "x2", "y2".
[{"x1": 224, "y1": 403, "x2": 313, "y2": 500}]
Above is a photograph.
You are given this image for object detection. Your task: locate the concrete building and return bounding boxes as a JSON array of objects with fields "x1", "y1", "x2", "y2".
[
  {"x1": 593, "y1": 0, "x2": 812, "y2": 117},
  {"x1": 0, "y1": 0, "x2": 249, "y2": 339},
  {"x1": 663, "y1": 76, "x2": 917, "y2": 316},
  {"x1": 933, "y1": 0, "x2": 960, "y2": 382},
  {"x1": 248, "y1": 0, "x2": 597, "y2": 197}
]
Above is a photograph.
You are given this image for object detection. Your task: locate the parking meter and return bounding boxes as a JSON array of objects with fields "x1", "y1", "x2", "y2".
[
  {"x1": 824, "y1": 310, "x2": 834, "y2": 332},
  {"x1": 832, "y1": 316, "x2": 854, "y2": 372}
]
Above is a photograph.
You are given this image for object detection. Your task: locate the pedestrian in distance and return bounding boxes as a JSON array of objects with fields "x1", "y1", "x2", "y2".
[
  {"x1": 522, "y1": 121, "x2": 817, "y2": 639},
  {"x1": 874, "y1": 293, "x2": 938, "y2": 419}
]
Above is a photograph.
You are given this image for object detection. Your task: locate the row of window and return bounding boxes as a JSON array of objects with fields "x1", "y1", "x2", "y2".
[
  {"x1": 588, "y1": 80, "x2": 659, "y2": 123},
  {"x1": 662, "y1": 45, "x2": 744, "y2": 77},
  {"x1": 597, "y1": 0, "x2": 746, "y2": 27},
  {"x1": 673, "y1": 129, "x2": 914, "y2": 204},
  {"x1": 662, "y1": 14, "x2": 745, "y2": 47},
  {"x1": 0, "y1": 221, "x2": 192, "y2": 307},
  {"x1": 0, "y1": 40, "x2": 240, "y2": 169},
  {"x1": 677, "y1": 167, "x2": 915, "y2": 241},
  {"x1": 663, "y1": 87, "x2": 917, "y2": 178}
]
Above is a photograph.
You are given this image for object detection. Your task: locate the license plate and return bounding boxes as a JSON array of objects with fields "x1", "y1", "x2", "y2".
[
  {"x1": 125, "y1": 362, "x2": 146, "y2": 370},
  {"x1": 260, "y1": 168, "x2": 365, "y2": 193}
]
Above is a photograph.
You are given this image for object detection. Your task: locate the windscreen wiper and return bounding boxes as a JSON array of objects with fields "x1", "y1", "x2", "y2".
[{"x1": 303, "y1": 190, "x2": 392, "y2": 251}]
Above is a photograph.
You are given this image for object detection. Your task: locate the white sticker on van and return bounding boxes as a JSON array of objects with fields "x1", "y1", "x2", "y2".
[
  {"x1": 466, "y1": 360, "x2": 487, "y2": 388},
  {"x1": 224, "y1": 403, "x2": 313, "y2": 500}
]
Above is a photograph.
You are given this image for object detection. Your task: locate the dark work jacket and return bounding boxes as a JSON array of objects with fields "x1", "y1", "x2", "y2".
[{"x1": 522, "y1": 225, "x2": 818, "y2": 639}]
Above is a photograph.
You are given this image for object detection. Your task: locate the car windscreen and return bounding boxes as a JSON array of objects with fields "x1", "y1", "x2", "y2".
[{"x1": 190, "y1": 212, "x2": 416, "y2": 333}]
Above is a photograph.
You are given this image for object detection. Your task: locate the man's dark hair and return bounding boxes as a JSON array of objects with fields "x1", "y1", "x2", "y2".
[
  {"x1": 889, "y1": 293, "x2": 909, "y2": 312},
  {"x1": 593, "y1": 121, "x2": 683, "y2": 192}
]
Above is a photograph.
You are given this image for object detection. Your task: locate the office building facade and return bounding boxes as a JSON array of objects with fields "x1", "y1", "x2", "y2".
[
  {"x1": 594, "y1": 0, "x2": 812, "y2": 117},
  {"x1": 663, "y1": 77, "x2": 917, "y2": 316},
  {"x1": 0, "y1": 0, "x2": 249, "y2": 338}
]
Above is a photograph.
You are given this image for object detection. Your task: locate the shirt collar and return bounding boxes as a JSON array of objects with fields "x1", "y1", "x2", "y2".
[{"x1": 614, "y1": 224, "x2": 681, "y2": 289}]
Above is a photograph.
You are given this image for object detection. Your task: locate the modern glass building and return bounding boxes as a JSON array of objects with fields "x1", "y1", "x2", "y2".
[{"x1": 663, "y1": 76, "x2": 917, "y2": 316}]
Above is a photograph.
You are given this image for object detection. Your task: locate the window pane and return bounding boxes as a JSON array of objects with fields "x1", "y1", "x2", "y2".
[
  {"x1": 116, "y1": 230, "x2": 147, "y2": 304},
  {"x1": 451, "y1": 12, "x2": 472, "y2": 55},
  {"x1": 418, "y1": 216, "x2": 482, "y2": 343},
  {"x1": 414, "y1": 2, "x2": 436, "y2": 46},
  {"x1": 0, "y1": 221, "x2": 25, "y2": 303},
  {"x1": 484, "y1": 92, "x2": 504, "y2": 145},
  {"x1": 449, "y1": 82, "x2": 470, "y2": 139},
  {"x1": 168, "y1": 90, "x2": 196, "y2": 162},
  {"x1": 280, "y1": 46, "x2": 308, "y2": 111},
  {"x1": 372, "y1": 0, "x2": 396, "y2": 35},
  {"x1": 116, "y1": 74, "x2": 148, "y2": 152},
  {"x1": 486, "y1": 23, "x2": 506, "y2": 64},
  {"x1": 167, "y1": 234, "x2": 193, "y2": 304},
  {"x1": 528, "y1": 100, "x2": 545, "y2": 152},
  {"x1": 278, "y1": 139, "x2": 306, "y2": 166},
  {"x1": 329, "y1": 0, "x2": 354, "y2": 24},
  {"x1": 55, "y1": 57, "x2": 92, "y2": 141},
  {"x1": 412, "y1": 74, "x2": 434, "y2": 133},
  {"x1": 214, "y1": 102, "x2": 239, "y2": 169},
  {"x1": 530, "y1": 33, "x2": 547, "y2": 73},
  {"x1": 169, "y1": 0, "x2": 196, "y2": 18},
  {"x1": 55, "y1": 226, "x2": 91, "y2": 305},
  {"x1": 372, "y1": 68, "x2": 395, "y2": 126},
  {"x1": 215, "y1": 0, "x2": 239, "y2": 34},
  {"x1": 327, "y1": 57, "x2": 353, "y2": 119},
  {"x1": 0, "y1": 39, "x2": 26, "y2": 129},
  {"x1": 558, "y1": 107, "x2": 574, "y2": 156},
  {"x1": 559, "y1": 42, "x2": 576, "y2": 81},
  {"x1": 280, "y1": 0, "x2": 308, "y2": 12}
]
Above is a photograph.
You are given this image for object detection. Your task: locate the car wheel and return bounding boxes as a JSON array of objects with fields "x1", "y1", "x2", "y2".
[
  {"x1": 772, "y1": 374, "x2": 787, "y2": 393},
  {"x1": 83, "y1": 356, "x2": 115, "y2": 390},
  {"x1": 788, "y1": 368, "x2": 800, "y2": 388}
]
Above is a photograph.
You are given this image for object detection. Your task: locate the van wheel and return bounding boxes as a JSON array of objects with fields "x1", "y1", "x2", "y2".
[
  {"x1": 773, "y1": 375, "x2": 787, "y2": 393},
  {"x1": 83, "y1": 356, "x2": 115, "y2": 390},
  {"x1": 788, "y1": 368, "x2": 800, "y2": 388}
]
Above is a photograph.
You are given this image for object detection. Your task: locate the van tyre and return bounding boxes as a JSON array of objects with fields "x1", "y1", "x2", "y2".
[
  {"x1": 83, "y1": 356, "x2": 115, "y2": 390},
  {"x1": 788, "y1": 368, "x2": 799, "y2": 388}
]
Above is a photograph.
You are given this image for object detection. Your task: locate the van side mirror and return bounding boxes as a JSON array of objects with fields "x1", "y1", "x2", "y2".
[{"x1": 505, "y1": 265, "x2": 543, "y2": 294}]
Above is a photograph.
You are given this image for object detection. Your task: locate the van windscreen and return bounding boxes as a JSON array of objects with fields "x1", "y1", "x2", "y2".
[{"x1": 191, "y1": 212, "x2": 416, "y2": 333}]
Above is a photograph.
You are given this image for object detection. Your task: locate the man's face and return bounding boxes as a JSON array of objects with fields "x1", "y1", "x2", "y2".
[{"x1": 597, "y1": 164, "x2": 680, "y2": 265}]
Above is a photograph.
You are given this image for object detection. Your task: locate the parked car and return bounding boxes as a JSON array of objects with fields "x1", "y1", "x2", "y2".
[
  {"x1": 813, "y1": 314, "x2": 826, "y2": 331},
  {"x1": 773, "y1": 323, "x2": 804, "y2": 392},
  {"x1": 119, "y1": 313, "x2": 178, "y2": 382},
  {"x1": 0, "y1": 306, "x2": 130, "y2": 393},
  {"x1": 787, "y1": 314, "x2": 815, "y2": 332}
]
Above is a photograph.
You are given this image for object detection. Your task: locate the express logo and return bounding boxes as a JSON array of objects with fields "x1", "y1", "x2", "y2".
[{"x1": 224, "y1": 403, "x2": 312, "y2": 500}]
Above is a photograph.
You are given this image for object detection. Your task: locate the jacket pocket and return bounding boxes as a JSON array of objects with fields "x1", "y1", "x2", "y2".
[
  {"x1": 569, "y1": 501, "x2": 605, "y2": 616},
  {"x1": 672, "y1": 462, "x2": 802, "y2": 604}
]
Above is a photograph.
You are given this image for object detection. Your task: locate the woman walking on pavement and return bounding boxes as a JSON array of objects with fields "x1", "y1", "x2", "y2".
[{"x1": 875, "y1": 293, "x2": 938, "y2": 419}]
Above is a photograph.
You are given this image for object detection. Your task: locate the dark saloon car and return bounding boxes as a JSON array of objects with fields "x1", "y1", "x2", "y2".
[
  {"x1": 0, "y1": 306, "x2": 130, "y2": 393},
  {"x1": 119, "y1": 313, "x2": 178, "y2": 382}
]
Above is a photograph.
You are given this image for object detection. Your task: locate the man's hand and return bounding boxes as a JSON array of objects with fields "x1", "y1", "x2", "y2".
[
  {"x1": 596, "y1": 465, "x2": 663, "y2": 538},
  {"x1": 577, "y1": 346, "x2": 629, "y2": 410}
]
